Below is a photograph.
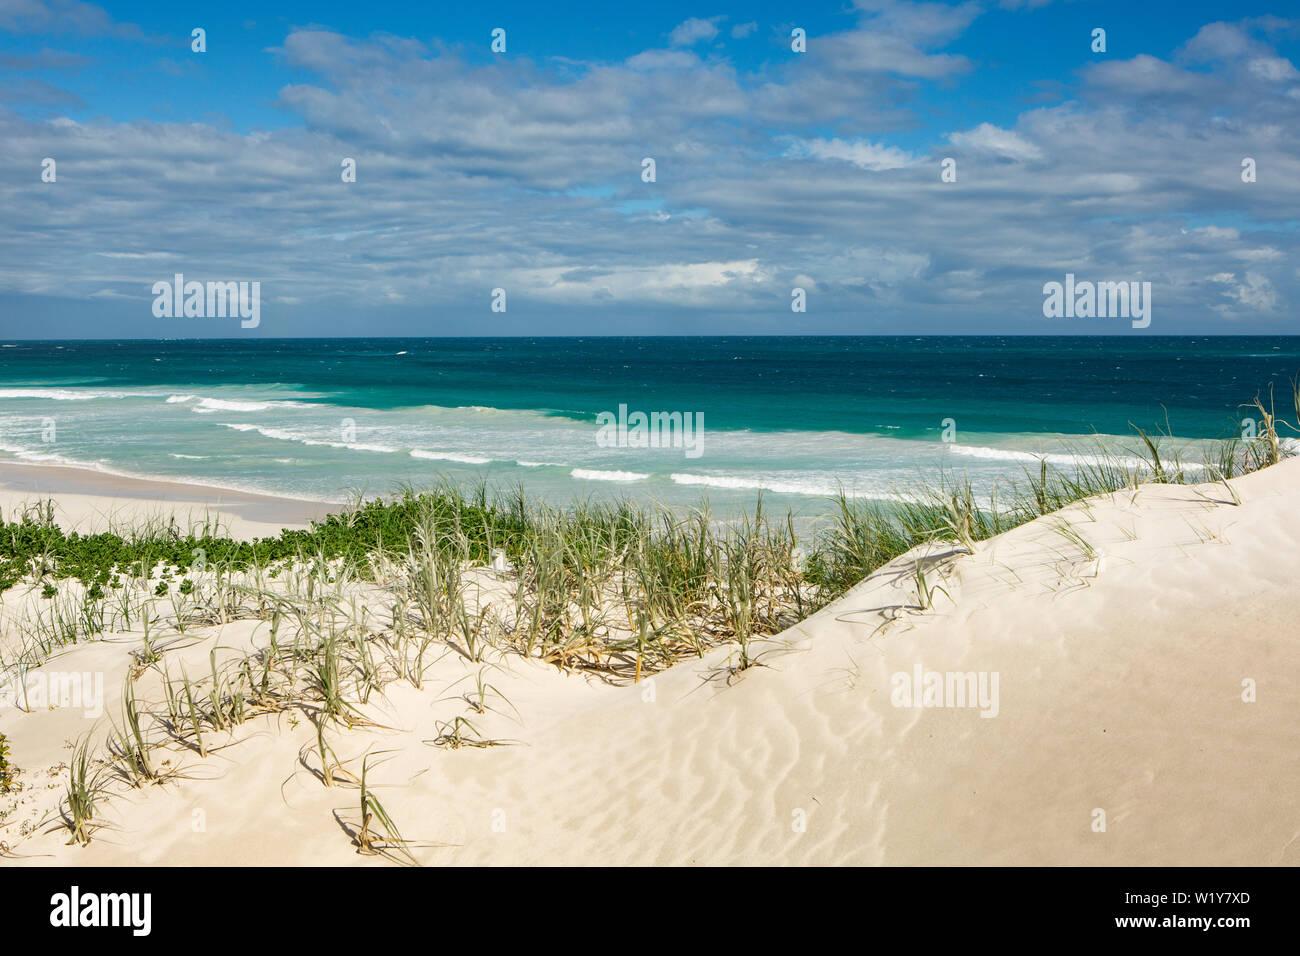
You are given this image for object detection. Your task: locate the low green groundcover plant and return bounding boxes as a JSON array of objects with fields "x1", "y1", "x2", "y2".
[{"x1": 0, "y1": 733, "x2": 14, "y2": 793}]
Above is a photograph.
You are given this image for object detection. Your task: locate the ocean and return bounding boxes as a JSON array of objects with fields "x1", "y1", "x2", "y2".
[{"x1": 1, "y1": 336, "x2": 1297, "y2": 518}]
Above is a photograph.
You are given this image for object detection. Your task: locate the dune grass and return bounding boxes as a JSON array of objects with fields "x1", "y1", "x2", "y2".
[
  {"x1": 61, "y1": 734, "x2": 107, "y2": 846},
  {"x1": 1, "y1": 416, "x2": 1293, "y2": 682}
]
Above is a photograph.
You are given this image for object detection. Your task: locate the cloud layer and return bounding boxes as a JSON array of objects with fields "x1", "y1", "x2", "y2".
[{"x1": 1, "y1": 2, "x2": 1298, "y2": 334}]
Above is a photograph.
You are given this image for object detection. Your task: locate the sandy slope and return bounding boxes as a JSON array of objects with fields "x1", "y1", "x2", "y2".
[{"x1": 1, "y1": 460, "x2": 1297, "y2": 866}]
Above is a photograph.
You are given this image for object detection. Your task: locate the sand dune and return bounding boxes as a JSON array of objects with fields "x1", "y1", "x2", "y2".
[{"x1": 1, "y1": 459, "x2": 1297, "y2": 865}]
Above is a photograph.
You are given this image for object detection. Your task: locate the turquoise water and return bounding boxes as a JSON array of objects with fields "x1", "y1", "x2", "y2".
[{"x1": 0, "y1": 336, "x2": 1297, "y2": 517}]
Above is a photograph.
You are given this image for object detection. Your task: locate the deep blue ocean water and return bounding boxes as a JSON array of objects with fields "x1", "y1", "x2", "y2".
[{"x1": 1, "y1": 336, "x2": 1297, "y2": 515}]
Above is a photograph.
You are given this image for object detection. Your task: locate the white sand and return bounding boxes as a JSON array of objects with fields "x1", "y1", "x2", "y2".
[
  {"x1": 0, "y1": 462, "x2": 329, "y2": 540},
  {"x1": 1, "y1": 459, "x2": 1297, "y2": 865}
]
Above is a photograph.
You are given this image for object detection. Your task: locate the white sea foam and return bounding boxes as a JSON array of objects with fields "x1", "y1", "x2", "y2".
[
  {"x1": 946, "y1": 443, "x2": 1206, "y2": 471},
  {"x1": 410, "y1": 449, "x2": 492, "y2": 465},
  {"x1": 0, "y1": 441, "x2": 79, "y2": 465},
  {"x1": 571, "y1": 468, "x2": 649, "y2": 482},
  {"x1": 669, "y1": 472, "x2": 908, "y2": 500},
  {"x1": 191, "y1": 394, "x2": 319, "y2": 414},
  {"x1": 225, "y1": 423, "x2": 496, "y2": 464},
  {"x1": 220, "y1": 422, "x2": 399, "y2": 454},
  {"x1": 0, "y1": 388, "x2": 152, "y2": 401},
  {"x1": 194, "y1": 397, "x2": 273, "y2": 413}
]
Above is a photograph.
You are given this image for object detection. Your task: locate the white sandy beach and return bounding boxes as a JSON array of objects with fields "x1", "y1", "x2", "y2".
[
  {"x1": 0, "y1": 462, "x2": 332, "y2": 539},
  {"x1": 0, "y1": 457, "x2": 1297, "y2": 865}
]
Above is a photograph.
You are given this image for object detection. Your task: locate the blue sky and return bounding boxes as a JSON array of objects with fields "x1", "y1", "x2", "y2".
[{"x1": 1, "y1": 0, "x2": 1298, "y2": 336}]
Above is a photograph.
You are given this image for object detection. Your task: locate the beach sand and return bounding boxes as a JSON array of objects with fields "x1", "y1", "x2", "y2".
[
  {"x1": 1, "y1": 458, "x2": 1297, "y2": 865},
  {"x1": 0, "y1": 462, "x2": 332, "y2": 539}
]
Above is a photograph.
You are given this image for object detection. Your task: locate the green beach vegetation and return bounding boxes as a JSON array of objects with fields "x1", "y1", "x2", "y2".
[
  {"x1": 0, "y1": 732, "x2": 14, "y2": 793},
  {"x1": 0, "y1": 422, "x2": 1289, "y2": 676}
]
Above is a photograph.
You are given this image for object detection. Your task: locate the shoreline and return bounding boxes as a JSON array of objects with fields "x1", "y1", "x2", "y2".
[{"x1": 0, "y1": 460, "x2": 336, "y2": 536}]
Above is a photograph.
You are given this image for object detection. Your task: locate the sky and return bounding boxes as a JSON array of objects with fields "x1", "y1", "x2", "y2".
[{"x1": 0, "y1": 0, "x2": 1298, "y2": 337}]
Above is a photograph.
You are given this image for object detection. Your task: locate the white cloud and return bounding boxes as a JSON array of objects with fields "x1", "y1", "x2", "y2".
[
  {"x1": 946, "y1": 122, "x2": 1043, "y2": 161},
  {"x1": 788, "y1": 137, "x2": 915, "y2": 171},
  {"x1": 821, "y1": 0, "x2": 981, "y2": 78},
  {"x1": 669, "y1": 17, "x2": 723, "y2": 47},
  {"x1": 0, "y1": 0, "x2": 147, "y2": 38},
  {"x1": 1248, "y1": 56, "x2": 1300, "y2": 82},
  {"x1": 1232, "y1": 247, "x2": 1283, "y2": 261},
  {"x1": 518, "y1": 259, "x2": 770, "y2": 305},
  {"x1": 1210, "y1": 271, "x2": 1280, "y2": 315}
]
